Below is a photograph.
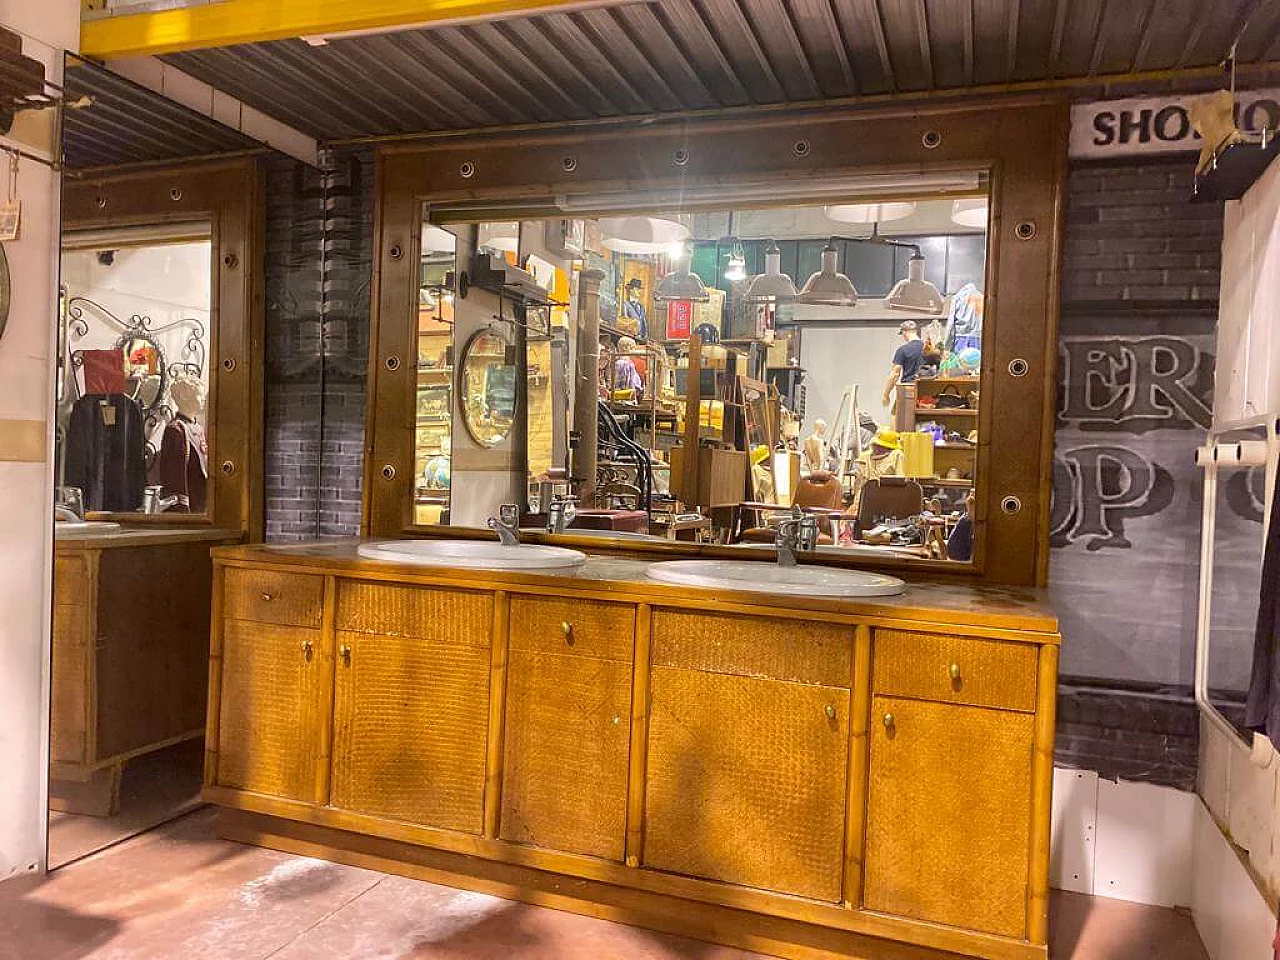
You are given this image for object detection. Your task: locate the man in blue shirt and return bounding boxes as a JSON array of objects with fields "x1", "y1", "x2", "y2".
[{"x1": 882, "y1": 320, "x2": 924, "y2": 409}]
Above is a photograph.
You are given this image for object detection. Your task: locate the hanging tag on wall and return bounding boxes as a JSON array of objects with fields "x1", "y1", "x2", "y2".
[{"x1": 0, "y1": 152, "x2": 21, "y2": 242}]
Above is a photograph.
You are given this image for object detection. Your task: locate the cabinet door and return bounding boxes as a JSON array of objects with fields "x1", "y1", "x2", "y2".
[
  {"x1": 501, "y1": 598, "x2": 635, "y2": 860},
  {"x1": 216, "y1": 619, "x2": 328, "y2": 802},
  {"x1": 331, "y1": 629, "x2": 491, "y2": 833},
  {"x1": 864, "y1": 695, "x2": 1034, "y2": 938},
  {"x1": 643, "y1": 666, "x2": 850, "y2": 901}
]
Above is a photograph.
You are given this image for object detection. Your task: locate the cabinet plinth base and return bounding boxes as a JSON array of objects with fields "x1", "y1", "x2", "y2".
[{"x1": 218, "y1": 808, "x2": 1044, "y2": 960}]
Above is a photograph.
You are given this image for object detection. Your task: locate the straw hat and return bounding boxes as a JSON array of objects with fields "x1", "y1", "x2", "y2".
[{"x1": 871, "y1": 429, "x2": 901, "y2": 451}]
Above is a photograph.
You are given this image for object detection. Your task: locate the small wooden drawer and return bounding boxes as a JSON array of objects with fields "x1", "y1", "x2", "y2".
[
  {"x1": 223, "y1": 568, "x2": 324, "y2": 628},
  {"x1": 336, "y1": 581, "x2": 492, "y2": 647},
  {"x1": 652, "y1": 610, "x2": 851, "y2": 687},
  {"x1": 510, "y1": 596, "x2": 636, "y2": 662},
  {"x1": 872, "y1": 630, "x2": 1038, "y2": 712}
]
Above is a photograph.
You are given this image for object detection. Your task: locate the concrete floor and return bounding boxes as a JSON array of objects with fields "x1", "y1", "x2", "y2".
[{"x1": 0, "y1": 808, "x2": 1209, "y2": 960}]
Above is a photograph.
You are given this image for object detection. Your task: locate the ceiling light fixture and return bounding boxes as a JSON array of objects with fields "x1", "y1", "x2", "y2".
[
  {"x1": 599, "y1": 216, "x2": 690, "y2": 255},
  {"x1": 744, "y1": 241, "x2": 798, "y2": 303},
  {"x1": 653, "y1": 247, "x2": 710, "y2": 303},
  {"x1": 951, "y1": 198, "x2": 989, "y2": 229},
  {"x1": 797, "y1": 241, "x2": 858, "y2": 306},
  {"x1": 477, "y1": 221, "x2": 519, "y2": 254},
  {"x1": 724, "y1": 246, "x2": 747, "y2": 282},
  {"x1": 823, "y1": 201, "x2": 917, "y2": 224},
  {"x1": 886, "y1": 254, "x2": 944, "y2": 314}
]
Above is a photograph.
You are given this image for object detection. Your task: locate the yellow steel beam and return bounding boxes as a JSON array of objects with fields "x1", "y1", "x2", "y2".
[{"x1": 81, "y1": 0, "x2": 604, "y2": 59}]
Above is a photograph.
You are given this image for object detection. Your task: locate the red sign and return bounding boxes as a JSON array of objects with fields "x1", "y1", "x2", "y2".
[{"x1": 666, "y1": 300, "x2": 692, "y2": 340}]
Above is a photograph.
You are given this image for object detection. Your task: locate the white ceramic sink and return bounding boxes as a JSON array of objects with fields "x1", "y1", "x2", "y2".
[
  {"x1": 646, "y1": 560, "x2": 906, "y2": 597},
  {"x1": 54, "y1": 521, "x2": 122, "y2": 536},
  {"x1": 358, "y1": 539, "x2": 587, "y2": 571}
]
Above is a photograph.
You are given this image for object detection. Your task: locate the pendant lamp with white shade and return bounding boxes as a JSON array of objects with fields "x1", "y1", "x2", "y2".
[
  {"x1": 744, "y1": 241, "x2": 798, "y2": 302},
  {"x1": 797, "y1": 242, "x2": 858, "y2": 306},
  {"x1": 654, "y1": 247, "x2": 710, "y2": 303},
  {"x1": 951, "y1": 198, "x2": 989, "y2": 229},
  {"x1": 599, "y1": 216, "x2": 690, "y2": 254},
  {"x1": 824, "y1": 201, "x2": 916, "y2": 224},
  {"x1": 886, "y1": 253, "x2": 944, "y2": 314}
]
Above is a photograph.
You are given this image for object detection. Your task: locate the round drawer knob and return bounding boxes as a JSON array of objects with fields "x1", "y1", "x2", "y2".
[
  {"x1": 883, "y1": 713, "x2": 895, "y2": 730},
  {"x1": 824, "y1": 704, "x2": 836, "y2": 721},
  {"x1": 561, "y1": 621, "x2": 574, "y2": 645},
  {"x1": 261, "y1": 593, "x2": 273, "y2": 602},
  {"x1": 949, "y1": 662, "x2": 962, "y2": 683}
]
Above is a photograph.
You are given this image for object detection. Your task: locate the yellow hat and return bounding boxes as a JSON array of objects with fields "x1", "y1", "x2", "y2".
[
  {"x1": 751, "y1": 444, "x2": 771, "y2": 465},
  {"x1": 872, "y1": 429, "x2": 901, "y2": 451}
]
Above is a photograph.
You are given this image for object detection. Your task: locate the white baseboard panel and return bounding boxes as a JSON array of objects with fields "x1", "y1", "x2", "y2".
[{"x1": 1192, "y1": 798, "x2": 1276, "y2": 960}]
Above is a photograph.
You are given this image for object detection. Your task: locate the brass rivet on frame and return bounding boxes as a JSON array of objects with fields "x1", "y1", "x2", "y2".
[
  {"x1": 1015, "y1": 221, "x2": 1037, "y2": 240},
  {"x1": 223, "y1": 252, "x2": 239, "y2": 269},
  {"x1": 220, "y1": 460, "x2": 236, "y2": 477},
  {"x1": 169, "y1": 187, "x2": 183, "y2": 201},
  {"x1": 390, "y1": 243, "x2": 404, "y2": 260},
  {"x1": 384, "y1": 355, "x2": 401, "y2": 371},
  {"x1": 1007, "y1": 358, "x2": 1029, "y2": 378},
  {"x1": 381, "y1": 464, "x2": 397, "y2": 481},
  {"x1": 221, "y1": 357, "x2": 237, "y2": 372},
  {"x1": 1001, "y1": 496, "x2": 1022, "y2": 515},
  {"x1": 921, "y1": 130, "x2": 942, "y2": 149},
  {"x1": 95, "y1": 196, "x2": 107, "y2": 208},
  {"x1": 562, "y1": 156, "x2": 578, "y2": 172},
  {"x1": 672, "y1": 148, "x2": 689, "y2": 166},
  {"x1": 459, "y1": 161, "x2": 476, "y2": 179},
  {"x1": 792, "y1": 139, "x2": 811, "y2": 158}
]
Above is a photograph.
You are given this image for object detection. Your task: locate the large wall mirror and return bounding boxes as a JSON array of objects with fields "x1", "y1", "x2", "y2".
[
  {"x1": 58, "y1": 223, "x2": 213, "y2": 518},
  {"x1": 369, "y1": 100, "x2": 1066, "y2": 584},
  {"x1": 407, "y1": 185, "x2": 990, "y2": 566}
]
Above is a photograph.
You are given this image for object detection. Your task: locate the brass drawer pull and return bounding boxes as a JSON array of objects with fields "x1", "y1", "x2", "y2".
[
  {"x1": 949, "y1": 662, "x2": 962, "y2": 683},
  {"x1": 300, "y1": 639, "x2": 313, "y2": 660},
  {"x1": 561, "y1": 621, "x2": 574, "y2": 645},
  {"x1": 339, "y1": 643, "x2": 352, "y2": 665},
  {"x1": 261, "y1": 592, "x2": 273, "y2": 602},
  {"x1": 824, "y1": 704, "x2": 836, "y2": 721},
  {"x1": 883, "y1": 713, "x2": 895, "y2": 730}
]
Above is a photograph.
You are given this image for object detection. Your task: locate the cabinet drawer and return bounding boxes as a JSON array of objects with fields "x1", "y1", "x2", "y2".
[
  {"x1": 336, "y1": 581, "x2": 492, "y2": 646},
  {"x1": 652, "y1": 610, "x2": 851, "y2": 687},
  {"x1": 872, "y1": 630, "x2": 1038, "y2": 712},
  {"x1": 510, "y1": 596, "x2": 635, "y2": 662},
  {"x1": 224, "y1": 568, "x2": 324, "y2": 628}
]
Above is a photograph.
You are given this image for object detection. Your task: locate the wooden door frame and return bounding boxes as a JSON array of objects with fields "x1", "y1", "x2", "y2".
[
  {"x1": 364, "y1": 96, "x2": 1069, "y2": 586},
  {"x1": 62, "y1": 158, "x2": 266, "y2": 539}
]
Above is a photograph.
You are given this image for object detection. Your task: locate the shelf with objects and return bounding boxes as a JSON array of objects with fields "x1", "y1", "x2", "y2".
[{"x1": 414, "y1": 239, "x2": 456, "y2": 524}]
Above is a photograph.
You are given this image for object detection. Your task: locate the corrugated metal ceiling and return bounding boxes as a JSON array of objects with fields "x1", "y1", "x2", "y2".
[
  {"x1": 63, "y1": 59, "x2": 261, "y2": 169},
  {"x1": 158, "y1": 0, "x2": 1277, "y2": 142}
]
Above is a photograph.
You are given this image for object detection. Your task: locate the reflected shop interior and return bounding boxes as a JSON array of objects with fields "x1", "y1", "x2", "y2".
[{"x1": 412, "y1": 178, "x2": 989, "y2": 563}]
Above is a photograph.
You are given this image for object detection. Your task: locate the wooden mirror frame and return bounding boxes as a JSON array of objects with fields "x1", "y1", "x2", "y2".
[
  {"x1": 365, "y1": 96, "x2": 1068, "y2": 586},
  {"x1": 62, "y1": 159, "x2": 265, "y2": 539}
]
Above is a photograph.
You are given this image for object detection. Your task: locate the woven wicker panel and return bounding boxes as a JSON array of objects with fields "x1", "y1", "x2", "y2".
[
  {"x1": 873, "y1": 630, "x2": 1038, "y2": 713},
  {"x1": 501, "y1": 650, "x2": 632, "y2": 860},
  {"x1": 643, "y1": 665, "x2": 849, "y2": 901},
  {"x1": 510, "y1": 596, "x2": 636, "y2": 662},
  {"x1": 50, "y1": 600, "x2": 90, "y2": 765},
  {"x1": 54, "y1": 555, "x2": 87, "y2": 589},
  {"x1": 652, "y1": 610, "x2": 851, "y2": 687},
  {"x1": 864, "y1": 695, "x2": 1034, "y2": 938},
  {"x1": 216, "y1": 619, "x2": 325, "y2": 801},
  {"x1": 336, "y1": 582, "x2": 492, "y2": 646},
  {"x1": 331, "y1": 630, "x2": 490, "y2": 833},
  {"x1": 224, "y1": 568, "x2": 324, "y2": 628}
]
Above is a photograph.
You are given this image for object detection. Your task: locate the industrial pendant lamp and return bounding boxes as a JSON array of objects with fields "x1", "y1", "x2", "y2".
[
  {"x1": 797, "y1": 241, "x2": 858, "y2": 306},
  {"x1": 724, "y1": 249, "x2": 747, "y2": 282},
  {"x1": 744, "y1": 241, "x2": 798, "y2": 302},
  {"x1": 653, "y1": 245, "x2": 710, "y2": 303},
  {"x1": 951, "y1": 198, "x2": 989, "y2": 229},
  {"x1": 823, "y1": 201, "x2": 916, "y2": 224},
  {"x1": 599, "y1": 216, "x2": 690, "y2": 254},
  {"x1": 886, "y1": 253, "x2": 944, "y2": 314}
]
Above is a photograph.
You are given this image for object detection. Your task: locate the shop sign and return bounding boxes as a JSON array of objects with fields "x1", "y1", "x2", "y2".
[
  {"x1": 666, "y1": 300, "x2": 693, "y2": 340},
  {"x1": 1069, "y1": 89, "x2": 1280, "y2": 159}
]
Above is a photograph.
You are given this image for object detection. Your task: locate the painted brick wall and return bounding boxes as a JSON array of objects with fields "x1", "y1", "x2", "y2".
[
  {"x1": 1052, "y1": 154, "x2": 1224, "y2": 790},
  {"x1": 262, "y1": 148, "x2": 373, "y2": 542}
]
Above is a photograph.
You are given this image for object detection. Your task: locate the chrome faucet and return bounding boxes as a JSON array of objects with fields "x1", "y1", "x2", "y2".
[
  {"x1": 546, "y1": 495, "x2": 577, "y2": 534},
  {"x1": 142, "y1": 485, "x2": 180, "y2": 514},
  {"x1": 488, "y1": 503, "x2": 521, "y2": 545},
  {"x1": 775, "y1": 506, "x2": 819, "y2": 568},
  {"x1": 55, "y1": 486, "x2": 84, "y2": 522}
]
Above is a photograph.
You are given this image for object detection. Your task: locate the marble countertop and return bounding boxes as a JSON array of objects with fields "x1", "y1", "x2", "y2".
[{"x1": 215, "y1": 538, "x2": 1060, "y2": 636}]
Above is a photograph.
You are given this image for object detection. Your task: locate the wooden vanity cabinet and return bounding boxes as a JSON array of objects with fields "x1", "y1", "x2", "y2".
[
  {"x1": 330, "y1": 582, "x2": 494, "y2": 832},
  {"x1": 501, "y1": 596, "x2": 636, "y2": 860},
  {"x1": 643, "y1": 610, "x2": 852, "y2": 902},
  {"x1": 208, "y1": 550, "x2": 1060, "y2": 960}
]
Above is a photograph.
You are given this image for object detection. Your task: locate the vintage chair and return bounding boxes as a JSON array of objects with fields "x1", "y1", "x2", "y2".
[
  {"x1": 846, "y1": 477, "x2": 924, "y2": 540},
  {"x1": 738, "y1": 470, "x2": 845, "y2": 544}
]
